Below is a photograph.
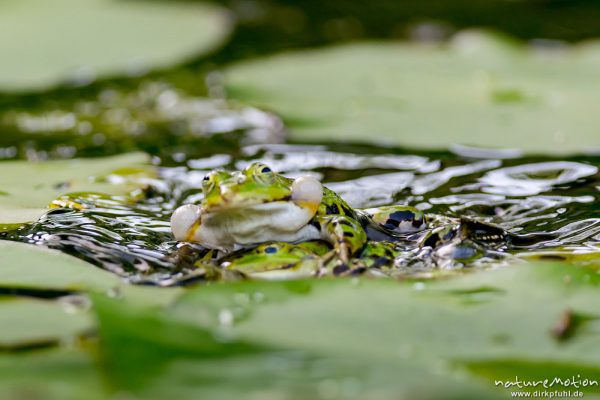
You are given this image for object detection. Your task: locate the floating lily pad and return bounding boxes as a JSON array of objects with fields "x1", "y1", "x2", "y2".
[
  {"x1": 1, "y1": 261, "x2": 594, "y2": 398},
  {"x1": 0, "y1": 348, "x2": 104, "y2": 400},
  {"x1": 166, "y1": 262, "x2": 600, "y2": 397},
  {"x1": 229, "y1": 264, "x2": 600, "y2": 363},
  {"x1": 0, "y1": 241, "x2": 119, "y2": 291},
  {"x1": 225, "y1": 31, "x2": 600, "y2": 154},
  {"x1": 0, "y1": 152, "x2": 152, "y2": 224},
  {"x1": 0, "y1": 241, "x2": 183, "y2": 309},
  {"x1": 0, "y1": 0, "x2": 231, "y2": 92},
  {"x1": 92, "y1": 293, "x2": 500, "y2": 399},
  {"x1": 0, "y1": 298, "x2": 92, "y2": 348}
]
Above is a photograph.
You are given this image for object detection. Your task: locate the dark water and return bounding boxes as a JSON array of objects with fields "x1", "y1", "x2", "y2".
[{"x1": 1, "y1": 81, "x2": 599, "y2": 285}]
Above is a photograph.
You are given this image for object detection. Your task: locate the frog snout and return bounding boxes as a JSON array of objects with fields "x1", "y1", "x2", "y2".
[{"x1": 171, "y1": 204, "x2": 201, "y2": 241}]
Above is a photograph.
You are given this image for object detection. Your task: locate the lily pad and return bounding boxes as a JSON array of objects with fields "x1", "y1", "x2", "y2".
[
  {"x1": 230, "y1": 264, "x2": 600, "y2": 364},
  {"x1": 0, "y1": 348, "x2": 105, "y2": 400},
  {"x1": 167, "y1": 262, "x2": 600, "y2": 397},
  {"x1": 92, "y1": 294, "x2": 501, "y2": 399},
  {"x1": 0, "y1": 0, "x2": 231, "y2": 92},
  {"x1": 0, "y1": 298, "x2": 92, "y2": 348},
  {"x1": 0, "y1": 152, "x2": 152, "y2": 224},
  {"x1": 225, "y1": 31, "x2": 600, "y2": 154},
  {"x1": 4, "y1": 261, "x2": 592, "y2": 398},
  {"x1": 0, "y1": 241, "x2": 119, "y2": 291},
  {"x1": 0, "y1": 241, "x2": 183, "y2": 309}
]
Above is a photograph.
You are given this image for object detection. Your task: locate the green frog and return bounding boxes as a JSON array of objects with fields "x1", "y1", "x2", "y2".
[
  {"x1": 170, "y1": 162, "x2": 425, "y2": 265},
  {"x1": 219, "y1": 241, "x2": 330, "y2": 280},
  {"x1": 214, "y1": 240, "x2": 395, "y2": 279}
]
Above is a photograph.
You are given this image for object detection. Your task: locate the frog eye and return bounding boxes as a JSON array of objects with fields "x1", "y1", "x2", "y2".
[
  {"x1": 246, "y1": 162, "x2": 273, "y2": 175},
  {"x1": 264, "y1": 245, "x2": 278, "y2": 254},
  {"x1": 248, "y1": 163, "x2": 276, "y2": 183},
  {"x1": 202, "y1": 173, "x2": 216, "y2": 192}
]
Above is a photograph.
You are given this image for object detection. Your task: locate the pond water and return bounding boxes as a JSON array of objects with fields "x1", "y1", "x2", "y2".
[{"x1": 1, "y1": 84, "x2": 598, "y2": 285}]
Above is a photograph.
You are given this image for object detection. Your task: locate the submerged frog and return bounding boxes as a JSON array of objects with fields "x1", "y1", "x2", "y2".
[
  {"x1": 215, "y1": 240, "x2": 392, "y2": 279},
  {"x1": 170, "y1": 162, "x2": 425, "y2": 264},
  {"x1": 219, "y1": 241, "x2": 330, "y2": 280},
  {"x1": 216, "y1": 220, "x2": 513, "y2": 280}
]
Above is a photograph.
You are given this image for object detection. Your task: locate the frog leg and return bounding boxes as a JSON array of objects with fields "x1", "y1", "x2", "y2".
[
  {"x1": 314, "y1": 215, "x2": 367, "y2": 271},
  {"x1": 362, "y1": 205, "x2": 427, "y2": 234}
]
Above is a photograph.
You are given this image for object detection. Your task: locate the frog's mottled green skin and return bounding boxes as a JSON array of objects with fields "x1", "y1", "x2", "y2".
[
  {"x1": 362, "y1": 206, "x2": 426, "y2": 233},
  {"x1": 221, "y1": 241, "x2": 330, "y2": 279},
  {"x1": 219, "y1": 218, "x2": 512, "y2": 279},
  {"x1": 222, "y1": 240, "x2": 401, "y2": 278}
]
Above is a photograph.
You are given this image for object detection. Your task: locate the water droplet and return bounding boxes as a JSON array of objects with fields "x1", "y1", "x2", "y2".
[{"x1": 218, "y1": 309, "x2": 234, "y2": 327}]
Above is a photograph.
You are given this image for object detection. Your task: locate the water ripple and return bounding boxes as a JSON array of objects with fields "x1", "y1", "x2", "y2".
[
  {"x1": 2, "y1": 142, "x2": 599, "y2": 284},
  {"x1": 480, "y1": 161, "x2": 599, "y2": 196}
]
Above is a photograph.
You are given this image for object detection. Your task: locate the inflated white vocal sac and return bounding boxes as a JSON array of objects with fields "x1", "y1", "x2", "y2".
[
  {"x1": 170, "y1": 203, "x2": 201, "y2": 242},
  {"x1": 291, "y1": 175, "x2": 323, "y2": 210}
]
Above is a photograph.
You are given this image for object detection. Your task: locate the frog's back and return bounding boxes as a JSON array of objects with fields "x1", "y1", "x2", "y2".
[{"x1": 316, "y1": 187, "x2": 358, "y2": 218}]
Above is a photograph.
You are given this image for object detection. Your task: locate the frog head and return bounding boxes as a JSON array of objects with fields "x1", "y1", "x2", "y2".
[
  {"x1": 221, "y1": 241, "x2": 330, "y2": 279},
  {"x1": 170, "y1": 163, "x2": 323, "y2": 245},
  {"x1": 202, "y1": 163, "x2": 294, "y2": 212}
]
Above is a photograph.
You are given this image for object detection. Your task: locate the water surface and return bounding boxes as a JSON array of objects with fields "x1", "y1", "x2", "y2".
[{"x1": 1, "y1": 83, "x2": 599, "y2": 285}]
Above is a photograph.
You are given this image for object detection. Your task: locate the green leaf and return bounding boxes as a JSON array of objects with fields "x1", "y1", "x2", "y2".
[
  {"x1": 0, "y1": 241, "x2": 120, "y2": 291},
  {"x1": 225, "y1": 31, "x2": 600, "y2": 154},
  {"x1": 0, "y1": 152, "x2": 152, "y2": 224},
  {"x1": 92, "y1": 293, "x2": 501, "y2": 399},
  {"x1": 92, "y1": 294, "x2": 268, "y2": 393},
  {"x1": 0, "y1": 298, "x2": 92, "y2": 348},
  {"x1": 168, "y1": 263, "x2": 600, "y2": 397},
  {"x1": 141, "y1": 352, "x2": 499, "y2": 400},
  {"x1": 0, "y1": 0, "x2": 231, "y2": 92},
  {"x1": 0, "y1": 348, "x2": 105, "y2": 400},
  {"x1": 0, "y1": 241, "x2": 183, "y2": 309},
  {"x1": 232, "y1": 265, "x2": 600, "y2": 363}
]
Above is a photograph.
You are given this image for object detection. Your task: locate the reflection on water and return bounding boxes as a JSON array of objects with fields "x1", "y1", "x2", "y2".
[
  {"x1": 479, "y1": 161, "x2": 598, "y2": 196},
  {"x1": 0, "y1": 81, "x2": 285, "y2": 162},
  {"x1": 2, "y1": 139, "x2": 599, "y2": 285}
]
